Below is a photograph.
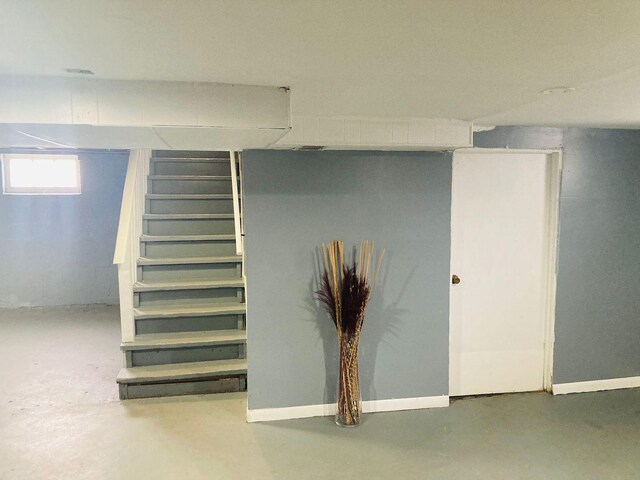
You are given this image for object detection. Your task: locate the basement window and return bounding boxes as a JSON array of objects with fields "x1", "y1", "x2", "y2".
[{"x1": 1, "y1": 154, "x2": 81, "y2": 195}]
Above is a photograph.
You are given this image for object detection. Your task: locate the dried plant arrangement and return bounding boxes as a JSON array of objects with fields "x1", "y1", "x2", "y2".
[{"x1": 317, "y1": 240, "x2": 385, "y2": 427}]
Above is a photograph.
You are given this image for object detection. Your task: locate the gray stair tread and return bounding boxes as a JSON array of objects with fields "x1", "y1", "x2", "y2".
[
  {"x1": 121, "y1": 330, "x2": 246, "y2": 351},
  {"x1": 143, "y1": 213, "x2": 234, "y2": 220},
  {"x1": 146, "y1": 194, "x2": 233, "y2": 200},
  {"x1": 149, "y1": 175, "x2": 232, "y2": 180},
  {"x1": 134, "y1": 278, "x2": 244, "y2": 292},
  {"x1": 134, "y1": 302, "x2": 246, "y2": 319},
  {"x1": 140, "y1": 234, "x2": 235, "y2": 242},
  {"x1": 137, "y1": 255, "x2": 242, "y2": 265},
  {"x1": 117, "y1": 359, "x2": 247, "y2": 384},
  {"x1": 151, "y1": 157, "x2": 229, "y2": 162}
]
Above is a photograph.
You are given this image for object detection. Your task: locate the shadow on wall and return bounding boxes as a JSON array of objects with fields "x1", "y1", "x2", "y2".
[{"x1": 302, "y1": 247, "x2": 410, "y2": 404}]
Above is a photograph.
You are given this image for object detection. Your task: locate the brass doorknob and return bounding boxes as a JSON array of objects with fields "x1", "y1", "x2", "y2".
[{"x1": 452, "y1": 274, "x2": 461, "y2": 285}]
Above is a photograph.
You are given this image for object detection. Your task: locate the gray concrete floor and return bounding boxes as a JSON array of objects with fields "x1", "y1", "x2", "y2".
[{"x1": 1, "y1": 306, "x2": 639, "y2": 479}]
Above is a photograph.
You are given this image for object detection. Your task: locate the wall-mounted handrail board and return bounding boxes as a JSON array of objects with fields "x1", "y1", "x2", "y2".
[
  {"x1": 113, "y1": 148, "x2": 151, "y2": 342},
  {"x1": 230, "y1": 151, "x2": 243, "y2": 255},
  {"x1": 238, "y1": 152, "x2": 245, "y2": 239},
  {"x1": 114, "y1": 153, "x2": 138, "y2": 265}
]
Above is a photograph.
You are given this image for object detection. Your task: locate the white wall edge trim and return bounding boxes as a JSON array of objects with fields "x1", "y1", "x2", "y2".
[
  {"x1": 553, "y1": 376, "x2": 640, "y2": 395},
  {"x1": 246, "y1": 395, "x2": 449, "y2": 423},
  {"x1": 455, "y1": 147, "x2": 562, "y2": 154}
]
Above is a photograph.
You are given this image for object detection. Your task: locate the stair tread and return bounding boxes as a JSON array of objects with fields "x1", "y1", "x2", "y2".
[
  {"x1": 134, "y1": 278, "x2": 244, "y2": 291},
  {"x1": 143, "y1": 213, "x2": 234, "y2": 220},
  {"x1": 138, "y1": 255, "x2": 241, "y2": 265},
  {"x1": 117, "y1": 359, "x2": 247, "y2": 384},
  {"x1": 149, "y1": 175, "x2": 232, "y2": 180},
  {"x1": 146, "y1": 194, "x2": 233, "y2": 200},
  {"x1": 134, "y1": 302, "x2": 246, "y2": 319},
  {"x1": 121, "y1": 329, "x2": 246, "y2": 350}
]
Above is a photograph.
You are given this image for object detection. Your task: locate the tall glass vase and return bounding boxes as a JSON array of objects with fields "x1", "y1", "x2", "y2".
[{"x1": 336, "y1": 334, "x2": 362, "y2": 427}]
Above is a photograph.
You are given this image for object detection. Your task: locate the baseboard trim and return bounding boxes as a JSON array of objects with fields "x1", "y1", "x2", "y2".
[
  {"x1": 246, "y1": 395, "x2": 449, "y2": 423},
  {"x1": 553, "y1": 376, "x2": 640, "y2": 395}
]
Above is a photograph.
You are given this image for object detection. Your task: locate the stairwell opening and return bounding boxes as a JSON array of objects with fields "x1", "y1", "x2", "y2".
[{"x1": 117, "y1": 150, "x2": 247, "y2": 400}]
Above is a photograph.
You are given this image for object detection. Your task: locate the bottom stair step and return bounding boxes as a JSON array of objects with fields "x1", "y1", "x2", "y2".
[
  {"x1": 117, "y1": 358, "x2": 246, "y2": 384},
  {"x1": 117, "y1": 359, "x2": 247, "y2": 400},
  {"x1": 118, "y1": 377, "x2": 245, "y2": 400}
]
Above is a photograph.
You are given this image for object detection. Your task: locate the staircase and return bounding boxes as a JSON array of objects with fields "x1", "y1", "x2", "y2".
[{"x1": 116, "y1": 151, "x2": 247, "y2": 400}]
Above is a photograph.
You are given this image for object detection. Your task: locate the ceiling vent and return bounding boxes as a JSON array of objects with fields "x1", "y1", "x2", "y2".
[
  {"x1": 64, "y1": 68, "x2": 94, "y2": 75},
  {"x1": 297, "y1": 145, "x2": 325, "y2": 151},
  {"x1": 541, "y1": 87, "x2": 575, "y2": 95}
]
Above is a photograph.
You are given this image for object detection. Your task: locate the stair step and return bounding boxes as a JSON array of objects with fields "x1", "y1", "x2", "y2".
[
  {"x1": 121, "y1": 330, "x2": 246, "y2": 351},
  {"x1": 152, "y1": 157, "x2": 230, "y2": 163},
  {"x1": 134, "y1": 303, "x2": 246, "y2": 320},
  {"x1": 152, "y1": 150, "x2": 230, "y2": 159},
  {"x1": 146, "y1": 194, "x2": 233, "y2": 200},
  {"x1": 149, "y1": 175, "x2": 232, "y2": 181},
  {"x1": 140, "y1": 234, "x2": 235, "y2": 243},
  {"x1": 134, "y1": 279, "x2": 244, "y2": 292},
  {"x1": 143, "y1": 213, "x2": 234, "y2": 220},
  {"x1": 138, "y1": 262, "x2": 240, "y2": 283},
  {"x1": 116, "y1": 358, "x2": 247, "y2": 384},
  {"x1": 144, "y1": 218, "x2": 235, "y2": 235},
  {"x1": 150, "y1": 175, "x2": 233, "y2": 195},
  {"x1": 137, "y1": 255, "x2": 241, "y2": 266}
]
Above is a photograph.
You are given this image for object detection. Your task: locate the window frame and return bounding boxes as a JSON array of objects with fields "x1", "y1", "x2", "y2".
[{"x1": 1, "y1": 154, "x2": 82, "y2": 195}]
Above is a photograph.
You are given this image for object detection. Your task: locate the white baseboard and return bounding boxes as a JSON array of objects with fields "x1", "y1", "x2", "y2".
[
  {"x1": 246, "y1": 395, "x2": 449, "y2": 423},
  {"x1": 553, "y1": 376, "x2": 640, "y2": 395},
  {"x1": 362, "y1": 395, "x2": 449, "y2": 413}
]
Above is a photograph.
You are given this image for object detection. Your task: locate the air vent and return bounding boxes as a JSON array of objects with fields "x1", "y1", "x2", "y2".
[
  {"x1": 64, "y1": 68, "x2": 95, "y2": 75},
  {"x1": 541, "y1": 87, "x2": 575, "y2": 95},
  {"x1": 297, "y1": 145, "x2": 324, "y2": 151}
]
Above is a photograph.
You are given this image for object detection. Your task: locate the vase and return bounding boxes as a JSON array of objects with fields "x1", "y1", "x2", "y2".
[{"x1": 336, "y1": 334, "x2": 362, "y2": 427}]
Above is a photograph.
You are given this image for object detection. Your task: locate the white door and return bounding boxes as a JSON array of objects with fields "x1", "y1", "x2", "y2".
[{"x1": 449, "y1": 150, "x2": 554, "y2": 397}]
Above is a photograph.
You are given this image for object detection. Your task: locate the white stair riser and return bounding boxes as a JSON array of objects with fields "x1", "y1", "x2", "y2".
[
  {"x1": 148, "y1": 198, "x2": 234, "y2": 214},
  {"x1": 136, "y1": 287, "x2": 243, "y2": 308},
  {"x1": 143, "y1": 240, "x2": 237, "y2": 258},
  {"x1": 144, "y1": 218, "x2": 235, "y2": 235},
  {"x1": 136, "y1": 314, "x2": 243, "y2": 335},
  {"x1": 150, "y1": 178, "x2": 232, "y2": 194}
]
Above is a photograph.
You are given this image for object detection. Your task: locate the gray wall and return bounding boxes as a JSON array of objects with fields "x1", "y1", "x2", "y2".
[
  {"x1": 243, "y1": 150, "x2": 452, "y2": 410},
  {"x1": 0, "y1": 151, "x2": 128, "y2": 308},
  {"x1": 475, "y1": 127, "x2": 640, "y2": 384}
]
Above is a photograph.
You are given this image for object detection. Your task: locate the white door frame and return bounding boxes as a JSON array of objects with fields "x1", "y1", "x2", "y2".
[{"x1": 449, "y1": 148, "x2": 563, "y2": 394}]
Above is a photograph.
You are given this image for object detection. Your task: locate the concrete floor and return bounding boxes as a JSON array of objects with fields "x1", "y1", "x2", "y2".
[{"x1": 1, "y1": 306, "x2": 639, "y2": 479}]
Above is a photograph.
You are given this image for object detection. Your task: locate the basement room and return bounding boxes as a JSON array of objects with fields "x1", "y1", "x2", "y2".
[{"x1": 0, "y1": 1, "x2": 638, "y2": 479}]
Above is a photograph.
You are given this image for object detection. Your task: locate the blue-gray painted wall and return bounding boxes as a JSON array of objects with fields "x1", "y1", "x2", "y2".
[
  {"x1": 0, "y1": 151, "x2": 128, "y2": 308},
  {"x1": 475, "y1": 127, "x2": 640, "y2": 384},
  {"x1": 244, "y1": 128, "x2": 640, "y2": 409},
  {"x1": 243, "y1": 150, "x2": 452, "y2": 410}
]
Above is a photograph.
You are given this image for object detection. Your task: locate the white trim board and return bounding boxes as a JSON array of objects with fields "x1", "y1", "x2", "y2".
[
  {"x1": 553, "y1": 376, "x2": 640, "y2": 395},
  {"x1": 246, "y1": 395, "x2": 449, "y2": 423}
]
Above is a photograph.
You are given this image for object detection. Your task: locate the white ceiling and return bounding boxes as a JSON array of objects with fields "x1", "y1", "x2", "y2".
[{"x1": 2, "y1": 0, "x2": 640, "y2": 127}]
